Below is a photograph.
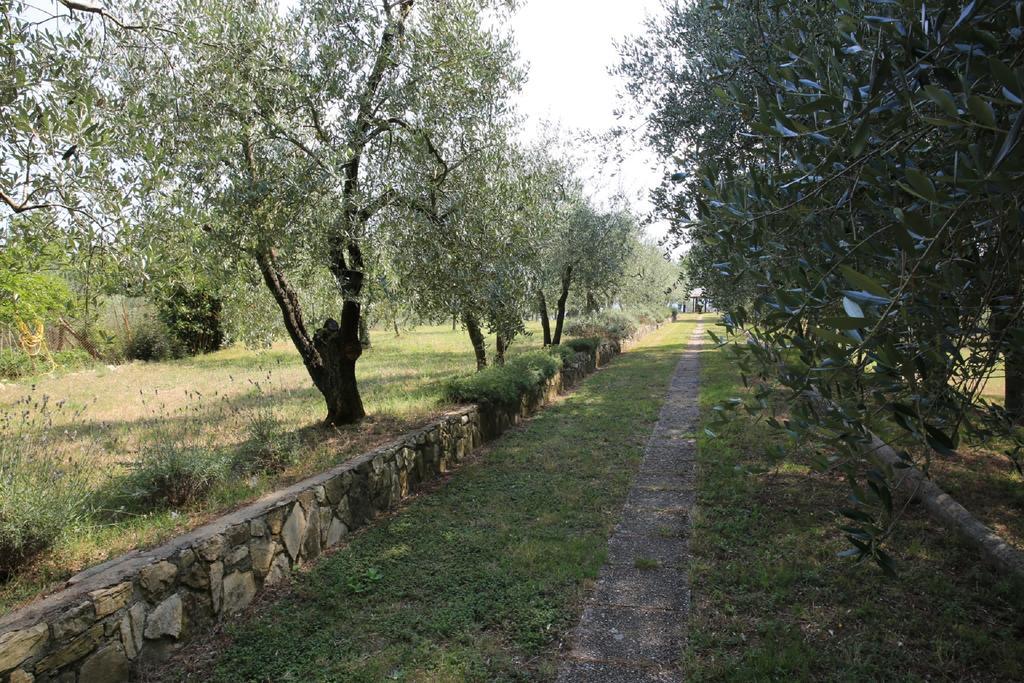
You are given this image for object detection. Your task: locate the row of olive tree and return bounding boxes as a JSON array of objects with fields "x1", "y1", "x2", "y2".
[
  {"x1": 3, "y1": 0, "x2": 678, "y2": 426},
  {"x1": 620, "y1": 0, "x2": 1024, "y2": 574}
]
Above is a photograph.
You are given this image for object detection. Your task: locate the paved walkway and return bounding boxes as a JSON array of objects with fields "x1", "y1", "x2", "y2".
[{"x1": 558, "y1": 321, "x2": 704, "y2": 682}]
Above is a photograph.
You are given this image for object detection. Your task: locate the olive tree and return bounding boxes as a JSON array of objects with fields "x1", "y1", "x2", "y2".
[
  {"x1": 123, "y1": 0, "x2": 522, "y2": 424},
  {"x1": 622, "y1": 0, "x2": 1024, "y2": 575}
]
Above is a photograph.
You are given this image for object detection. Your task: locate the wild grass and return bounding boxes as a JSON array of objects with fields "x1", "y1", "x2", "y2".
[
  {"x1": 683, "y1": 326, "x2": 1024, "y2": 681},
  {"x1": 0, "y1": 323, "x2": 548, "y2": 614}
]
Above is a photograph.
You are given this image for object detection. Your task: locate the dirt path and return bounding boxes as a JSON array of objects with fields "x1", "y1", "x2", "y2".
[{"x1": 558, "y1": 321, "x2": 704, "y2": 682}]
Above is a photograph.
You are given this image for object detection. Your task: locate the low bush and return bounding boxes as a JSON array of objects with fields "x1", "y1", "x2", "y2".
[
  {"x1": 445, "y1": 349, "x2": 565, "y2": 407},
  {"x1": 232, "y1": 408, "x2": 296, "y2": 475},
  {"x1": 0, "y1": 350, "x2": 34, "y2": 380},
  {"x1": 0, "y1": 348, "x2": 98, "y2": 381},
  {"x1": 123, "y1": 318, "x2": 184, "y2": 362},
  {"x1": 563, "y1": 337, "x2": 601, "y2": 354},
  {"x1": 0, "y1": 418, "x2": 91, "y2": 579},
  {"x1": 564, "y1": 310, "x2": 638, "y2": 342},
  {"x1": 120, "y1": 442, "x2": 228, "y2": 510},
  {"x1": 508, "y1": 350, "x2": 562, "y2": 381}
]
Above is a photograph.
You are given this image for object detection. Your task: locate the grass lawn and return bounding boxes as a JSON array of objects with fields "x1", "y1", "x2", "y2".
[
  {"x1": 683, "y1": 327, "x2": 1024, "y2": 681},
  {"x1": 0, "y1": 323, "x2": 545, "y2": 614},
  {"x1": 155, "y1": 318, "x2": 699, "y2": 682}
]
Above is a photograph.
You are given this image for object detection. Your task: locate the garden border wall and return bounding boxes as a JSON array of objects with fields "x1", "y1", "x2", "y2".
[{"x1": 0, "y1": 325, "x2": 659, "y2": 683}]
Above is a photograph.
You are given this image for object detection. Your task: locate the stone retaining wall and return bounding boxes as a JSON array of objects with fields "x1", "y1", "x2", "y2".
[{"x1": 0, "y1": 326, "x2": 659, "y2": 683}]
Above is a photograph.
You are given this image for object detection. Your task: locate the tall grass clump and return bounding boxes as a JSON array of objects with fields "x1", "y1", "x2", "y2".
[
  {"x1": 232, "y1": 407, "x2": 296, "y2": 475},
  {"x1": 120, "y1": 439, "x2": 229, "y2": 510},
  {"x1": 0, "y1": 397, "x2": 91, "y2": 579}
]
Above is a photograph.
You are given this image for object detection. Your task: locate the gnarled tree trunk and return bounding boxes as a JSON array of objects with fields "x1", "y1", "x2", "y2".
[{"x1": 257, "y1": 248, "x2": 366, "y2": 426}]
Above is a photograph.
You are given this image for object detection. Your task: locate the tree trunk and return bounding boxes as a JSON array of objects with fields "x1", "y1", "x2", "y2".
[
  {"x1": 257, "y1": 248, "x2": 365, "y2": 426},
  {"x1": 464, "y1": 314, "x2": 487, "y2": 370},
  {"x1": 538, "y1": 291, "x2": 552, "y2": 346},
  {"x1": 313, "y1": 321, "x2": 366, "y2": 425},
  {"x1": 552, "y1": 265, "x2": 572, "y2": 345},
  {"x1": 495, "y1": 333, "x2": 507, "y2": 366},
  {"x1": 989, "y1": 293, "x2": 1024, "y2": 422},
  {"x1": 359, "y1": 316, "x2": 371, "y2": 349},
  {"x1": 1007, "y1": 343, "x2": 1024, "y2": 421},
  {"x1": 585, "y1": 290, "x2": 598, "y2": 314},
  {"x1": 393, "y1": 319, "x2": 400, "y2": 337}
]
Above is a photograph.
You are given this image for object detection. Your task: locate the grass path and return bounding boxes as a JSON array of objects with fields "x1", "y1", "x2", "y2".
[{"x1": 166, "y1": 319, "x2": 698, "y2": 682}]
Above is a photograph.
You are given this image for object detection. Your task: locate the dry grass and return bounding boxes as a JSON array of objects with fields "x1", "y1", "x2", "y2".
[{"x1": 0, "y1": 323, "x2": 543, "y2": 614}]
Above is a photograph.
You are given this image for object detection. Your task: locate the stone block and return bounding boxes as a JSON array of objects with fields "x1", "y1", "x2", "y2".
[
  {"x1": 225, "y1": 523, "x2": 249, "y2": 548},
  {"x1": 264, "y1": 506, "x2": 286, "y2": 535},
  {"x1": 50, "y1": 602, "x2": 94, "y2": 641},
  {"x1": 180, "y1": 558, "x2": 210, "y2": 590},
  {"x1": 225, "y1": 544, "x2": 250, "y2": 570},
  {"x1": 281, "y1": 504, "x2": 306, "y2": 561},
  {"x1": 0, "y1": 624, "x2": 48, "y2": 673},
  {"x1": 264, "y1": 553, "x2": 290, "y2": 587},
  {"x1": 323, "y1": 472, "x2": 351, "y2": 505},
  {"x1": 221, "y1": 571, "x2": 256, "y2": 615},
  {"x1": 78, "y1": 643, "x2": 129, "y2": 683},
  {"x1": 302, "y1": 502, "x2": 321, "y2": 561},
  {"x1": 196, "y1": 534, "x2": 225, "y2": 562},
  {"x1": 250, "y1": 518, "x2": 267, "y2": 537},
  {"x1": 325, "y1": 517, "x2": 348, "y2": 547},
  {"x1": 143, "y1": 594, "x2": 182, "y2": 641},
  {"x1": 209, "y1": 562, "x2": 224, "y2": 614},
  {"x1": 138, "y1": 561, "x2": 177, "y2": 601},
  {"x1": 249, "y1": 538, "x2": 277, "y2": 577},
  {"x1": 35, "y1": 624, "x2": 101, "y2": 673},
  {"x1": 88, "y1": 582, "x2": 132, "y2": 620}
]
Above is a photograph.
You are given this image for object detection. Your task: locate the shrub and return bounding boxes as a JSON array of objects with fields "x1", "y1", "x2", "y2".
[
  {"x1": 232, "y1": 408, "x2": 296, "y2": 475},
  {"x1": 445, "y1": 349, "x2": 565, "y2": 406},
  {"x1": 0, "y1": 412, "x2": 90, "y2": 579},
  {"x1": 0, "y1": 349, "x2": 34, "y2": 380},
  {"x1": 563, "y1": 337, "x2": 601, "y2": 354},
  {"x1": 157, "y1": 285, "x2": 225, "y2": 355},
  {"x1": 564, "y1": 310, "x2": 638, "y2": 342},
  {"x1": 121, "y1": 442, "x2": 228, "y2": 510},
  {"x1": 123, "y1": 318, "x2": 183, "y2": 362},
  {"x1": 508, "y1": 350, "x2": 562, "y2": 381},
  {"x1": 0, "y1": 348, "x2": 98, "y2": 381}
]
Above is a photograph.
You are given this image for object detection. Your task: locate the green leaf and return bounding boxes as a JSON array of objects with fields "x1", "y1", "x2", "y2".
[
  {"x1": 922, "y1": 86, "x2": 958, "y2": 117},
  {"x1": 993, "y1": 109, "x2": 1022, "y2": 170},
  {"x1": 966, "y1": 95, "x2": 997, "y2": 128},
  {"x1": 988, "y1": 57, "x2": 1022, "y2": 99},
  {"x1": 904, "y1": 168, "x2": 937, "y2": 201},
  {"x1": 839, "y1": 265, "x2": 888, "y2": 298},
  {"x1": 842, "y1": 296, "x2": 865, "y2": 319}
]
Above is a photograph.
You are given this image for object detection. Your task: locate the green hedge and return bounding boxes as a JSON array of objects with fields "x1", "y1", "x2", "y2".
[
  {"x1": 445, "y1": 349, "x2": 564, "y2": 407},
  {"x1": 563, "y1": 337, "x2": 601, "y2": 354}
]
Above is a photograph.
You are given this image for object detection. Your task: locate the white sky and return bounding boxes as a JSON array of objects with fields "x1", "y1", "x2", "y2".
[{"x1": 508, "y1": 0, "x2": 669, "y2": 244}]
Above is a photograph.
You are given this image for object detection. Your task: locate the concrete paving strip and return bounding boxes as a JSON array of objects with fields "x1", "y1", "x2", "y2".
[{"x1": 558, "y1": 321, "x2": 704, "y2": 683}]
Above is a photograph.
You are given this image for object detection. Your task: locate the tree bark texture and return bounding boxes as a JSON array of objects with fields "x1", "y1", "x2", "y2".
[{"x1": 464, "y1": 314, "x2": 487, "y2": 370}]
